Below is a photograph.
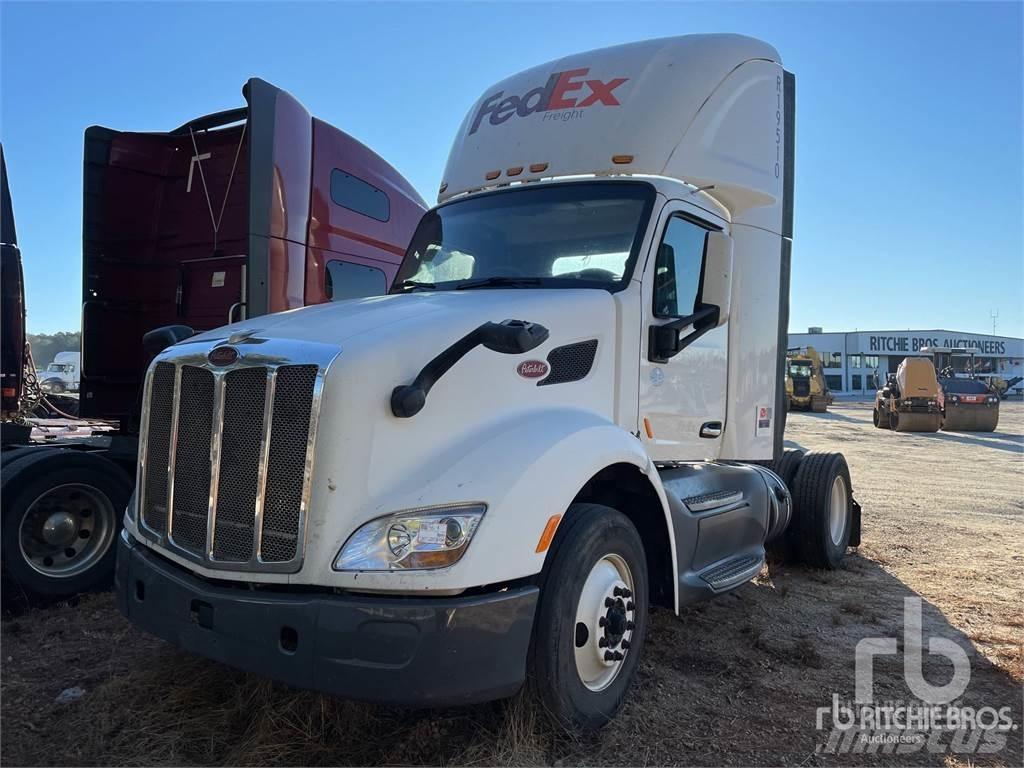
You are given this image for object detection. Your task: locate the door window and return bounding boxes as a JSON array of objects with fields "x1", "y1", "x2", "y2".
[
  {"x1": 652, "y1": 216, "x2": 708, "y2": 318},
  {"x1": 325, "y1": 260, "x2": 387, "y2": 301}
]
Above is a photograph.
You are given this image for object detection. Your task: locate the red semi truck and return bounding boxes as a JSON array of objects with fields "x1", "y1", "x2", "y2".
[{"x1": 1, "y1": 79, "x2": 426, "y2": 600}]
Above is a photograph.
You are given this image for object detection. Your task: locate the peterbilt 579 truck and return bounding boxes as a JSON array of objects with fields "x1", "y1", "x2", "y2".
[{"x1": 117, "y1": 35, "x2": 861, "y2": 729}]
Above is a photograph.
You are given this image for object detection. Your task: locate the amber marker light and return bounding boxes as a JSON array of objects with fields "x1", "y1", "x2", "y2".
[
  {"x1": 528, "y1": 162, "x2": 549, "y2": 173},
  {"x1": 643, "y1": 417, "x2": 654, "y2": 439},
  {"x1": 612, "y1": 155, "x2": 634, "y2": 164},
  {"x1": 485, "y1": 170, "x2": 501, "y2": 180},
  {"x1": 535, "y1": 514, "x2": 562, "y2": 553}
]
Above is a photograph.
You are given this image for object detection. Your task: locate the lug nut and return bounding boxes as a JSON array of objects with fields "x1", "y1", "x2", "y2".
[
  {"x1": 598, "y1": 617, "x2": 607, "y2": 627},
  {"x1": 622, "y1": 588, "x2": 632, "y2": 598},
  {"x1": 604, "y1": 650, "x2": 615, "y2": 661},
  {"x1": 613, "y1": 586, "x2": 624, "y2": 597},
  {"x1": 605, "y1": 597, "x2": 615, "y2": 608},
  {"x1": 598, "y1": 637, "x2": 608, "y2": 648},
  {"x1": 626, "y1": 620, "x2": 635, "y2": 630},
  {"x1": 626, "y1": 601, "x2": 634, "y2": 611},
  {"x1": 614, "y1": 651, "x2": 624, "y2": 661},
  {"x1": 621, "y1": 640, "x2": 631, "y2": 649}
]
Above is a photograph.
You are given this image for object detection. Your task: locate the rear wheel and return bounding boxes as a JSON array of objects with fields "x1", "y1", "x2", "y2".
[
  {"x1": 528, "y1": 503, "x2": 648, "y2": 731},
  {"x1": 790, "y1": 452, "x2": 853, "y2": 569},
  {"x1": 872, "y1": 407, "x2": 889, "y2": 429},
  {"x1": 1, "y1": 450, "x2": 131, "y2": 602}
]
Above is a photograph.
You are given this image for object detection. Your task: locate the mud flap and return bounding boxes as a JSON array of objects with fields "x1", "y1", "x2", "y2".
[{"x1": 849, "y1": 498, "x2": 862, "y2": 547}]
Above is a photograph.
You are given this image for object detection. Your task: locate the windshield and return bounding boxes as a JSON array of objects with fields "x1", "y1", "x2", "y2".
[
  {"x1": 47, "y1": 363, "x2": 72, "y2": 373},
  {"x1": 393, "y1": 182, "x2": 655, "y2": 291},
  {"x1": 788, "y1": 362, "x2": 812, "y2": 378}
]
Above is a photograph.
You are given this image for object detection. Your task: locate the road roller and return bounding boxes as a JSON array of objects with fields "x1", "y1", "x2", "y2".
[
  {"x1": 920, "y1": 346, "x2": 1001, "y2": 432},
  {"x1": 874, "y1": 357, "x2": 942, "y2": 432}
]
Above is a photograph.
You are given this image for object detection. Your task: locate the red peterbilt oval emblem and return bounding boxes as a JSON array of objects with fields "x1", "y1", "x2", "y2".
[
  {"x1": 208, "y1": 346, "x2": 238, "y2": 366},
  {"x1": 517, "y1": 360, "x2": 549, "y2": 379}
]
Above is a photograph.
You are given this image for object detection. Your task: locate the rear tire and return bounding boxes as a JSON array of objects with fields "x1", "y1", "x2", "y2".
[
  {"x1": 1, "y1": 449, "x2": 131, "y2": 602},
  {"x1": 873, "y1": 407, "x2": 889, "y2": 429},
  {"x1": 528, "y1": 503, "x2": 648, "y2": 731},
  {"x1": 790, "y1": 452, "x2": 853, "y2": 570}
]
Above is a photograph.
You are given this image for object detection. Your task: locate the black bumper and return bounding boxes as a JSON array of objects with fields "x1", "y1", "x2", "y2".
[{"x1": 116, "y1": 534, "x2": 538, "y2": 707}]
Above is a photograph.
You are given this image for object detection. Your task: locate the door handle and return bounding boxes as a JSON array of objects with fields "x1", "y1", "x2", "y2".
[{"x1": 699, "y1": 421, "x2": 722, "y2": 439}]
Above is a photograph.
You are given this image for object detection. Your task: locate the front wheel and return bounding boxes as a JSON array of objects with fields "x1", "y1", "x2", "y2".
[{"x1": 528, "y1": 503, "x2": 648, "y2": 731}]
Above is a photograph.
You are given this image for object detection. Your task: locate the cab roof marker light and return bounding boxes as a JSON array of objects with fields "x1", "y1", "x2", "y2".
[
  {"x1": 611, "y1": 155, "x2": 634, "y2": 164},
  {"x1": 529, "y1": 163, "x2": 548, "y2": 173},
  {"x1": 507, "y1": 166, "x2": 524, "y2": 176},
  {"x1": 485, "y1": 170, "x2": 501, "y2": 180},
  {"x1": 439, "y1": 182, "x2": 448, "y2": 194}
]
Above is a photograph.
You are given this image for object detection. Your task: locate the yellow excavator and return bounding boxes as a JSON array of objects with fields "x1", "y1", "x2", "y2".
[
  {"x1": 873, "y1": 357, "x2": 942, "y2": 432},
  {"x1": 785, "y1": 346, "x2": 832, "y2": 412}
]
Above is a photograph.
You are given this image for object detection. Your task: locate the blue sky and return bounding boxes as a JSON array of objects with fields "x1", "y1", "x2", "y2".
[{"x1": 2, "y1": 1, "x2": 1021, "y2": 337}]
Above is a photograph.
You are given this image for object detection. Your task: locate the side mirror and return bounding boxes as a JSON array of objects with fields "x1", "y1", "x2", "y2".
[
  {"x1": 647, "y1": 232, "x2": 732, "y2": 364},
  {"x1": 392, "y1": 319, "x2": 549, "y2": 418},
  {"x1": 142, "y1": 324, "x2": 195, "y2": 357},
  {"x1": 701, "y1": 231, "x2": 732, "y2": 325}
]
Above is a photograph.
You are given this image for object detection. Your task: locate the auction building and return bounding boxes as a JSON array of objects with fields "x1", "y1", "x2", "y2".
[{"x1": 786, "y1": 328, "x2": 1024, "y2": 397}]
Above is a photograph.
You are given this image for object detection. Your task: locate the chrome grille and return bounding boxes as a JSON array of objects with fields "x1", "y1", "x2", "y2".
[
  {"x1": 171, "y1": 366, "x2": 215, "y2": 553},
  {"x1": 261, "y1": 365, "x2": 318, "y2": 562},
  {"x1": 213, "y1": 368, "x2": 267, "y2": 561},
  {"x1": 141, "y1": 362, "x2": 175, "y2": 534},
  {"x1": 136, "y1": 339, "x2": 333, "y2": 573}
]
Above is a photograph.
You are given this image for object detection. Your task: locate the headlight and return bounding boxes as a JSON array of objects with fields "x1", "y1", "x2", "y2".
[{"x1": 334, "y1": 504, "x2": 485, "y2": 571}]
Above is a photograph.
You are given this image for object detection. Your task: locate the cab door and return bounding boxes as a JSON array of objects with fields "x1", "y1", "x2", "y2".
[{"x1": 638, "y1": 202, "x2": 730, "y2": 461}]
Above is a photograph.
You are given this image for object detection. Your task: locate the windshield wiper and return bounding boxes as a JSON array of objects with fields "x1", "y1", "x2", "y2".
[
  {"x1": 392, "y1": 280, "x2": 438, "y2": 292},
  {"x1": 454, "y1": 276, "x2": 542, "y2": 290}
]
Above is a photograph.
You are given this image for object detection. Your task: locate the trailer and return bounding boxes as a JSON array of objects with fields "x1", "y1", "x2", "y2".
[
  {"x1": 0, "y1": 82, "x2": 425, "y2": 601},
  {"x1": 116, "y1": 35, "x2": 862, "y2": 729}
]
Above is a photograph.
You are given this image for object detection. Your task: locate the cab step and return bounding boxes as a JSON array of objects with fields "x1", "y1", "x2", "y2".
[{"x1": 698, "y1": 554, "x2": 764, "y2": 591}]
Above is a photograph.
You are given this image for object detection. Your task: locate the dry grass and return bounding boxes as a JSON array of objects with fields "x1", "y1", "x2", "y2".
[{"x1": 3, "y1": 401, "x2": 1023, "y2": 766}]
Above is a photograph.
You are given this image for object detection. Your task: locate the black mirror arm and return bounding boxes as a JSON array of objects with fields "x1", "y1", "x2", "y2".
[
  {"x1": 648, "y1": 303, "x2": 719, "y2": 364},
  {"x1": 391, "y1": 319, "x2": 549, "y2": 418}
]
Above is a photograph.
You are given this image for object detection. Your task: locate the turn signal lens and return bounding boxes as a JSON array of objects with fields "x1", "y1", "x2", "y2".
[{"x1": 535, "y1": 515, "x2": 562, "y2": 553}]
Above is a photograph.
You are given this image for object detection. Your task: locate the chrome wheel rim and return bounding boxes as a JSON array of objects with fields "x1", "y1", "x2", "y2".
[
  {"x1": 18, "y1": 483, "x2": 116, "y2": 578},
  {"x1": 828, "y1": 475, "x2": 848, "y2": 546},
  {"x1": 574, "y1": 553, "x2": 635, "y2": 692}
]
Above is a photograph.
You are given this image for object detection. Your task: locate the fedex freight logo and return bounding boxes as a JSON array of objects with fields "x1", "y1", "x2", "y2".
[{"x1": 469, "y1": 68, "x2": 629, "y2": 135}]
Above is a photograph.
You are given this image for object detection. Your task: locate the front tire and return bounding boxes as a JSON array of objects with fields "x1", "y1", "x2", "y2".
[
  {"x1": 873, "y1": 407, "x2": 889, "y2": 429},
  {"x1": 529, "y1": 503, "x2": 648, "y2": 731}
]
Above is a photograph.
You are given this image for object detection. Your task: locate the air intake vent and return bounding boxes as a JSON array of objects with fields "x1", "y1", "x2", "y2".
[{"x1": 539, "y1": 340, "x2": 598, "y2": 386}]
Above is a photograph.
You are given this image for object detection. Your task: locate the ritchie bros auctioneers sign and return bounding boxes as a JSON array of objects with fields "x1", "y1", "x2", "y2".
[{"x1": 857, "y1": 332, "x2": 1020, "y2": 357}]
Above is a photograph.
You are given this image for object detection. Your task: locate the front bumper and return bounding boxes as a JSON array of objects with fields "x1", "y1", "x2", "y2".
[{"x1": 116, "y1": 534, "x2": 538, "y2": 707}]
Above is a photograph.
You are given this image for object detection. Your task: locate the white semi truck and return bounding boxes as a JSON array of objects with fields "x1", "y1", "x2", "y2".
[
  {"x1": 37, "y1": 351, "x2": 81, "y2": 394},
  {"x1": 117, "y1": 35, "x2": 861, "y2": 729}
]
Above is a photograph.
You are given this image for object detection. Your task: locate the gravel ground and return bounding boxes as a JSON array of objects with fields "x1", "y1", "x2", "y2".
[{"x1": 2, "y1": 400, "x2": 1022, "y2": 766}]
